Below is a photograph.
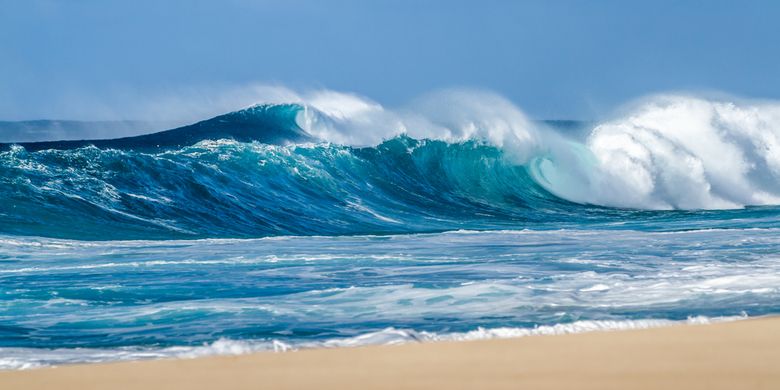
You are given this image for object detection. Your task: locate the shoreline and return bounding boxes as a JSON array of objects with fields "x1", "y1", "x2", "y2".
[
  {"x1": 0, "y1": 316, "x2": 743, "y2": 370},
  {"x1": 1, "y1": 316, "x2": 778, "y2": 389}
]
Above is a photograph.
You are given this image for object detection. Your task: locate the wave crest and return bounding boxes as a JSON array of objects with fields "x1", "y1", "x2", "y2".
[{"x1": 533, "y1": 96, "x2": 780, "y2": 210}]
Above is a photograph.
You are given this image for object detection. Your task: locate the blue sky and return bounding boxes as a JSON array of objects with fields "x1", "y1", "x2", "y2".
[{"x1": 1, "y1": 0, "x2": 779, "y2": 120}]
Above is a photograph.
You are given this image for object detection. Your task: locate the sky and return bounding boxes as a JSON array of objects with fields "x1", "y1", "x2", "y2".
[{"x1": 1, "y1": 0, "x2": 779, "y2": 121}]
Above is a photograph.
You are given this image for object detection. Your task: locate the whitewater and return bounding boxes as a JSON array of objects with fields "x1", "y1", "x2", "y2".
[{"x1": 2, "y1": 89, "x2": 780, "y2": 369}]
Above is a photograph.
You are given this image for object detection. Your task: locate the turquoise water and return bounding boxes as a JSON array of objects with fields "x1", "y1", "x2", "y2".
[{"x1": 2, "y1": 100, "x2": 780, "y2": 368}]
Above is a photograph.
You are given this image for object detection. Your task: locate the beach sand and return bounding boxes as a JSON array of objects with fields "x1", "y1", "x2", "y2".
[{"x1": 1, "y1": 317, "x2": 778, "y2": 390}]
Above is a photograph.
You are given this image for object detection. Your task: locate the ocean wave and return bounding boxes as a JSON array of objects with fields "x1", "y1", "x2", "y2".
[
  {"x1": 0, "y1": 134, "x2": 570, "y2": 240},
  {"x1": 295, "y1": 90, "x2": 780, "y2": 210},
  {"x1": 3, "y1": 91, "x2": 780, "y2": 239}
]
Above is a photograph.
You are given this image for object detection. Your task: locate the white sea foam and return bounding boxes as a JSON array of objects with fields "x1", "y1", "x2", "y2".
[
  {"x1": 552, "y1": 95, "x2": 780, "y2": 209},
  {"x1": 0, "y1": 315, "x2": 746, "y2": 370}
]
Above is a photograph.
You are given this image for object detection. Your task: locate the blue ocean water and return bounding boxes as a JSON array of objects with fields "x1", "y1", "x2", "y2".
[{"x1": 2, "y1": 95, "x2": 780, "y2": 369}]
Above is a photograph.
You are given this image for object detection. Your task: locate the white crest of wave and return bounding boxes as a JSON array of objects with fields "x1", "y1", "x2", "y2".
[
  {"x1": 295, "y1": 89, "x2": 540, "y2": 162},
  {"x1": 533, "y1": 95, "x2": 780, "y2": 210}
]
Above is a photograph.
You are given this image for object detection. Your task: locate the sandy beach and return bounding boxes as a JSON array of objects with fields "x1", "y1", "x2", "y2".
[{"x1": 0, "y1": 317, "x2": 777, "y2": 390}]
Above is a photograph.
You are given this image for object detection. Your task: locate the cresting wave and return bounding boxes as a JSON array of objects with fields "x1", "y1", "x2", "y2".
[
  {"x1": 544, "y1": 96, "x2": 780, "y2": 210},
  {"x1": 0, "y1": 136, "x2": 571, "y2": 239},
  {"x1": 2, "y1": 90, "x2": 780, "y2": 239},
  {"x1": 294, "y1": 91, "x2": 780, "y2": 210}
]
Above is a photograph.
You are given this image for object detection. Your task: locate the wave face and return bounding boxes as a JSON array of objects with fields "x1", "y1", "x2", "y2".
[{"x1": 0, "y1": 135, "x2": 567, "y2": 239}]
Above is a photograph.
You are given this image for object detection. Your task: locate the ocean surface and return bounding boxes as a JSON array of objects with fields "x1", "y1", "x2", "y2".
[{"x1": 2, "y1": 92, "x2": 780, "y2": 369}]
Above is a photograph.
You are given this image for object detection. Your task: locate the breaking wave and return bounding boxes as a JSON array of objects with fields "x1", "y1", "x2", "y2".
[{"x1": 3, "y1": 90, "x2": 780, "y2": 239}]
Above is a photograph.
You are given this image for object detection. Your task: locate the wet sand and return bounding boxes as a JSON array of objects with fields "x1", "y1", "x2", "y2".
[{"x1": 1, "y1": 317, "x2": 778, "y2": 389}]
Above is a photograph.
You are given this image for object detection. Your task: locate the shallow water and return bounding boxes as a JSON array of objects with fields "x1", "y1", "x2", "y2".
[{"x1": 1, "y1": 228, "x2": 778, "y2": 368}]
